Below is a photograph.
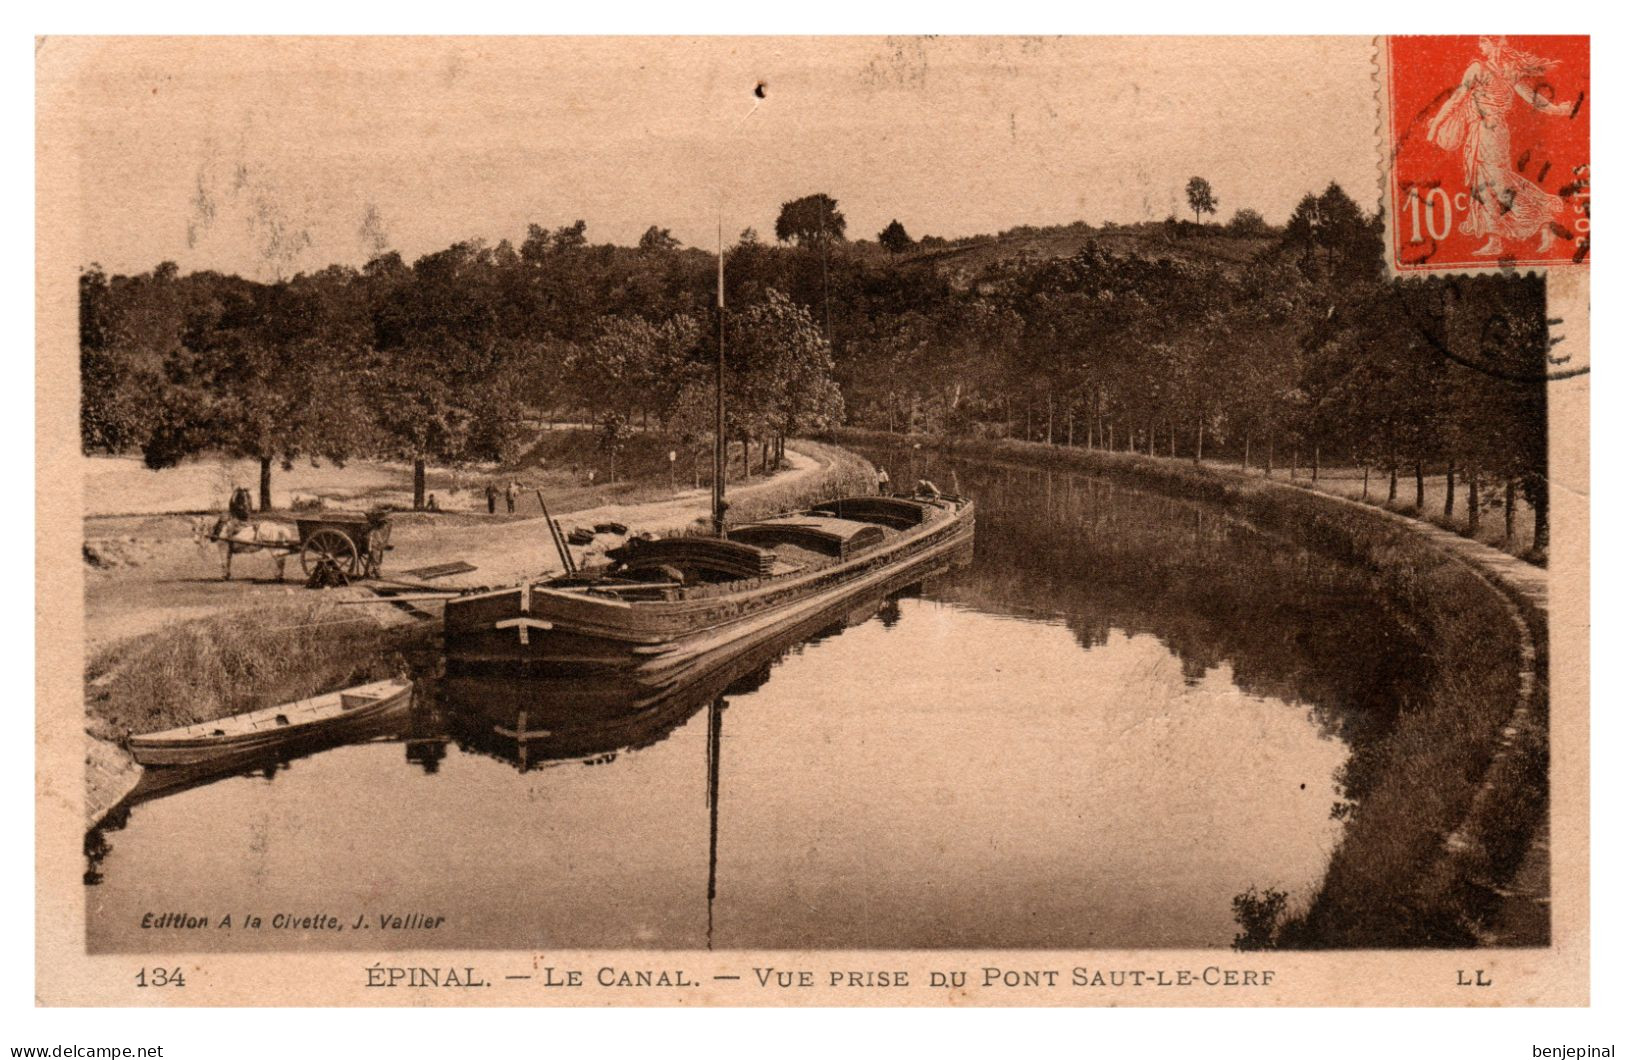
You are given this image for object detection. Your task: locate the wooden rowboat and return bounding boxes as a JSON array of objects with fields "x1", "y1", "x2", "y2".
[{"x1": 127, "y1": 678, "x2": 414, "y2": 767}]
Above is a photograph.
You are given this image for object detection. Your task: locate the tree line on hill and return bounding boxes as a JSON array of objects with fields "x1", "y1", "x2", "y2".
[{"x1": 80, "y1": 183, "x2": 1550, "y2": 549}]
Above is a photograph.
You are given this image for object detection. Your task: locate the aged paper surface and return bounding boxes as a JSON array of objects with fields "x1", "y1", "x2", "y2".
[{"x1": 36, "y1": 35, "x2": 1588, "y2": 1008}]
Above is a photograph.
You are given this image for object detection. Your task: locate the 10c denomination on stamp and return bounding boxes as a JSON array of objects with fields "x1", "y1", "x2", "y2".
[{"x1": 1381, "y1": 35, "x2": 1589, "y2": 275}]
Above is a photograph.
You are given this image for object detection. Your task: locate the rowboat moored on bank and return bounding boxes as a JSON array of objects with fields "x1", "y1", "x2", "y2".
[{"x1": 127, "y1": 678, "x2": 414, "y2": 767}]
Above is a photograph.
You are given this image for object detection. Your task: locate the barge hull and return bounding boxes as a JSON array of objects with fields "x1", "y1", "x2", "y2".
[{"x1": 444, "y1": 502, "x2": 974, "y2": 679}]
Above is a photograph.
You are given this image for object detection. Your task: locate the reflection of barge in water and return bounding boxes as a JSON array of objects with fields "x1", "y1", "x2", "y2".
[
  {"x1": 87, "y1": 572, "x2": 938, "y2": 904},
  {"x1": 441, "y1": 579, "x2": 922, "y2": 771},
  {"x1": 442, "y1": 491, "x2": 973, "y2": 687}
]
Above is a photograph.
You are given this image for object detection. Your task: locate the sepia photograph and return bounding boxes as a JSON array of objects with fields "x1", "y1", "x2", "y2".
[{"x1": 33, "y1": 31, "x2": 1591, "y2": 1013}]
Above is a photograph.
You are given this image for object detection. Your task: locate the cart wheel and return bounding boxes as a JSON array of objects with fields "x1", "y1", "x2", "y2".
[{"x1": 301, "y1": 529, "x2": 359, "y2": 577}]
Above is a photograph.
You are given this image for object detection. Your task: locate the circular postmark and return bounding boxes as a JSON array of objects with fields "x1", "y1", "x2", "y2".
[{"x1": 1391, "y1": 273, "x2": 1587, "y2": 383}]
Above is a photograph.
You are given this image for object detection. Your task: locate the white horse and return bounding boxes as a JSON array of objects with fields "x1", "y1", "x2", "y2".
[{"x1": 194, "y1": 516, "x2": 299, "y2": 580}]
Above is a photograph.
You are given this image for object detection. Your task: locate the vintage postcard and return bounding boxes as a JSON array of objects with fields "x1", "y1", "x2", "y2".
[{"x1": 35, "y1": 35, "x2": 1589, "y2": 1008}]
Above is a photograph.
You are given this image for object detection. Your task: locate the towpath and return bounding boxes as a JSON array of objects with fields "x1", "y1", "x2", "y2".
[{"x1": 82, "y1": 445, "x2": 829, "y2": 652}]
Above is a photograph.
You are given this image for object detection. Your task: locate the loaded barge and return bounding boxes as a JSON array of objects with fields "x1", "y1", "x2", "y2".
[{"x1": 443, "y1": 489, "x2": 974, "y2": 686}]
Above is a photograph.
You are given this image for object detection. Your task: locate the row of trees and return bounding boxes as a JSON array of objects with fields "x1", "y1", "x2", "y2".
[
  {"x1": 81, "y1": 220, "x2": 843, "y2": 509},
  {"x1": 81, "y1": 186, "x2": 1549, "y2": 546},
  {"x1": 817, "y1": 184, "x2": 1549, "y2": 549}
]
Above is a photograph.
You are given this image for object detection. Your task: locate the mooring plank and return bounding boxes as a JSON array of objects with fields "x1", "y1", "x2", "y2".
[{"x1": 400, "y1": 561, "x2": 479, "y2": 580}]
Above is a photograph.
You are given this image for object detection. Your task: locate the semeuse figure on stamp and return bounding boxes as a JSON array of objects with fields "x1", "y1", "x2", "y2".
[{"x1": 1427, "y1": 36, "x2": 1574, "y2": 256}]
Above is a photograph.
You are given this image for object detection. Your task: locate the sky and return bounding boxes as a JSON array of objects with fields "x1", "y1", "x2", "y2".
[{"x1": 43, "y1": 36, "x2": 1381, "y2": 280}]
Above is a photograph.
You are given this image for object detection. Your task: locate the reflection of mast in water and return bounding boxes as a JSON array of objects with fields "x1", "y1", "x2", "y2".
[{"x1": 705, "y1": 695, "x2": 725, "y2": 951}]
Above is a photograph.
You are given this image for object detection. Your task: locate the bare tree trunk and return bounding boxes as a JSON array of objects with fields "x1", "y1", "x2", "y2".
[
  {"x1": 1445, "y1": 461, "x2": 1456, "y2": 518},
  {"x1": 1108, "y1": 423, "x2": 1115, "y2": 452},
  {"x1": 1290, "y1": 447, "x2": 1298, "y2": 480},
  {"x1": 1243, "y1": 434, "x2": 1250, "y2": 471},
  {"x1": 1312, "y1": 446, "x2": 1320, "y2": 483},
  {"x1": 1169, "y1": 424, "x2": 1177, "y2": 459},
  {"x1": 412, "y1": 458, "x2": 426, "y2": 511},
  {"x1": 1046, "y1": 392, "x2": 1054, "y2": 445},
  {"x1": 1468, "y1": 472, "x2": 1481, "y2": 533},
  {"x1": 1265, "y1": 436, "x2": 1274, "y2": 478},
  {"x1": 1534, "y1": 481, "x2": 1548, "y2": 553},
  {"x1": 1362, "y1": 465, "x2": 1370, "y2": 500},
  {"x1": 1067, "y1": 408, "x2": 1074, "y2": 448},
  {"x1": 1414, "y1": 461, "x2": 1425, "y2": 510},
  {"x1": 1195, "y1": 418, "x2": 1204, "y2": 465},
  {"x1": 259, "y1": 455, "x2": 274, "y2": 512},
  {"x1": 1505, "y1": 477, "x2": 1517, "y2": 540},
  {"x1": 1387, "y1": 463, "x2": 1398, "y2": 503},
  {"x1": 1147, "y1": 423, "x2": 1156, "y2": 458}
]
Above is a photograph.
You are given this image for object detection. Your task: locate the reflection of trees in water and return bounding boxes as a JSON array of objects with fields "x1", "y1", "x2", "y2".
[
  {"x1": 84, "y1": 825, "x2": 111, "y2": 886},
  {"x1": 872, "y1": 449, "x2": 1429, "y2": 781},
  {"x1": 878, "y1": 597, "x2": 903, "y2": 629}
]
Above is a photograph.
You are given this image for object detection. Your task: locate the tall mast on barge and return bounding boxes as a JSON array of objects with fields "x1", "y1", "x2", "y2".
[{"x1": 713, "y1": 216, "x2": 727, "y2": 537}]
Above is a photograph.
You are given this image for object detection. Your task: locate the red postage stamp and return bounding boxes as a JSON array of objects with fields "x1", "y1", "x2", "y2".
[{"x1": 1381, "y1": 35, "x2": 1589, "y2": 275}]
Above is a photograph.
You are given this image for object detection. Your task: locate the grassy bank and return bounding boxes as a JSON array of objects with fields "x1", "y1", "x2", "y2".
[
  {"x1": 835, "y1": 428, "x2": 1547, "y2": 948},
  {"x1": 85, "y1": 602, "x2": 437, "y2": 744},
  {"x1": 1304, "y1": 465, "x2": 1539, "y2": 564}
]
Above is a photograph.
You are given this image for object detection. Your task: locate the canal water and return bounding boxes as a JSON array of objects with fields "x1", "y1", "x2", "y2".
[{"x1": 87, "y1": 450, "x2": 1418, "y2": 952}]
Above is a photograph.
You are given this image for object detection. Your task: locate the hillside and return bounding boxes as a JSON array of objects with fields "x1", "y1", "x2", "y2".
[{"x1": 874, "y1": 221, "x2": 1280, "y2": 284}]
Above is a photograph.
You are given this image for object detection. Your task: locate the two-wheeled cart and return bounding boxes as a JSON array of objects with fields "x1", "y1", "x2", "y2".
[
  {"x1": 295, "y1": 511, "x2": 393, "y2": 583},
  {"x1": 204, "y1": 509, "x2": 394, "y2": 583}
]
